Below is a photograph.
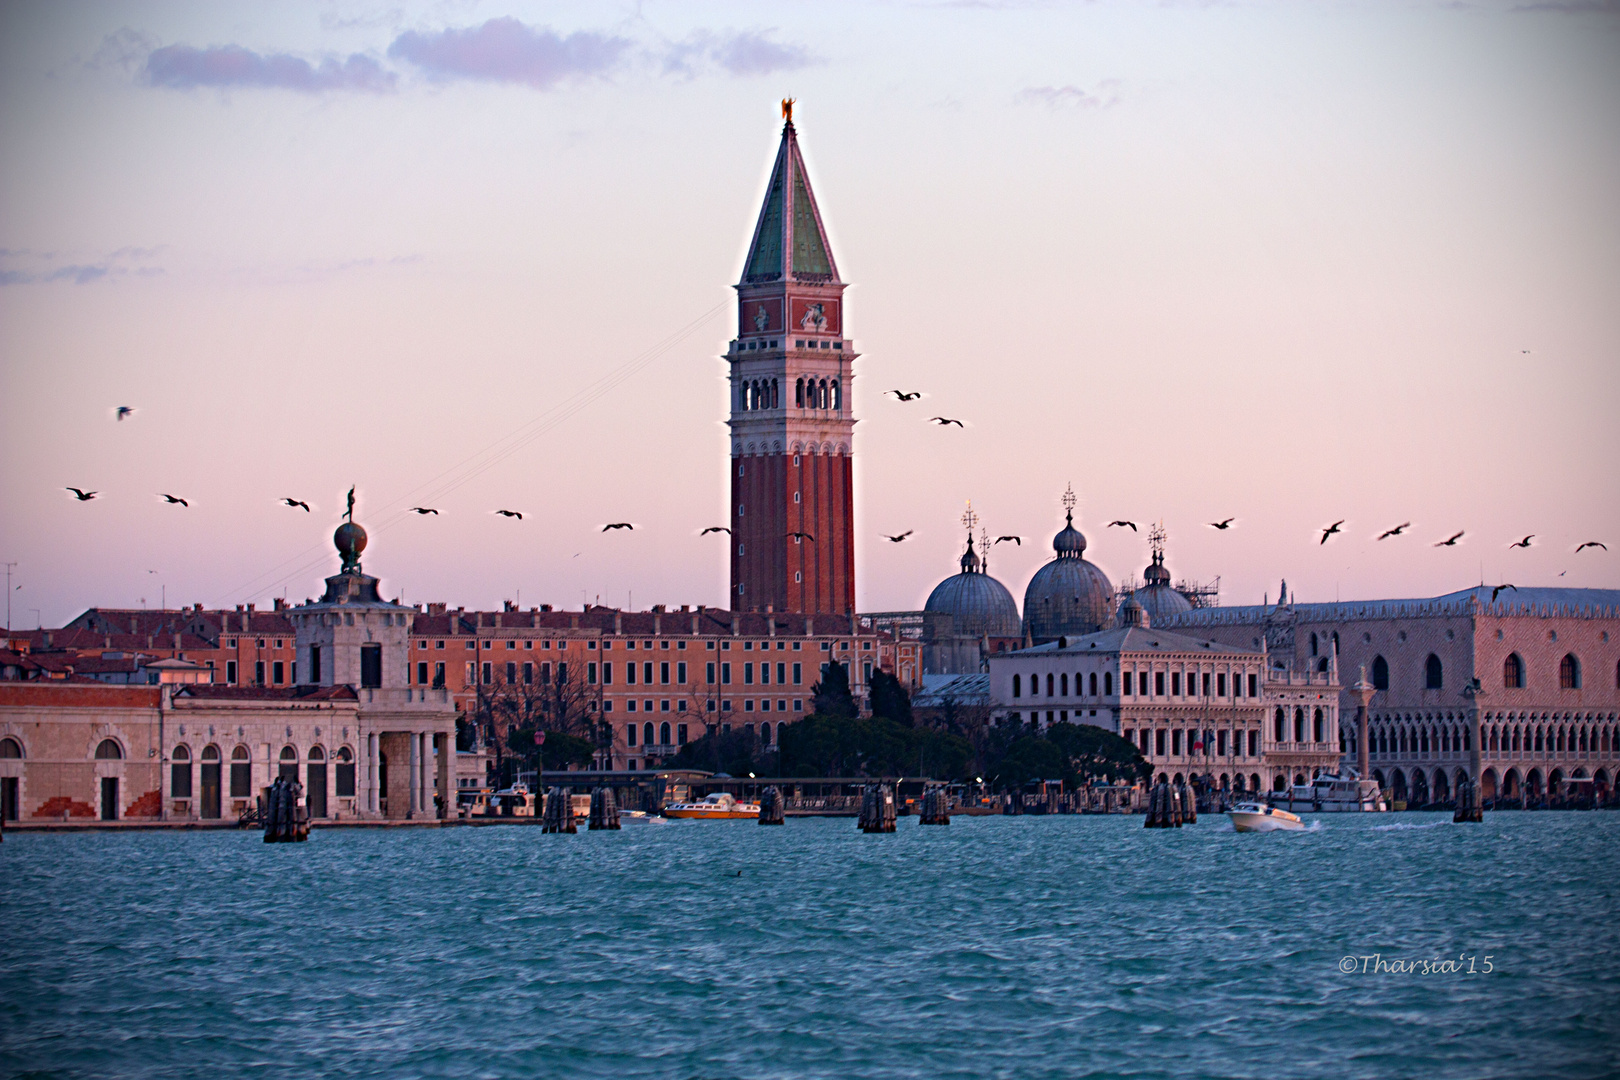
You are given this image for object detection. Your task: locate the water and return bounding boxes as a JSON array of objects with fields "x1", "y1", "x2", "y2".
[{"x1": 2, "y1": 813, "x2": 1617, "y2": 1080}]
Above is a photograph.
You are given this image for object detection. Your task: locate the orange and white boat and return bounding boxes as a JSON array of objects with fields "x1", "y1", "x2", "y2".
[{"x1": 663, "y1": 792, "x2": 760, "y2": 820}]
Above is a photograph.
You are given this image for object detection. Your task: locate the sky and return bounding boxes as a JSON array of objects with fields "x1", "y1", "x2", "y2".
[{"x1": 2, "y1": 0, "x2": 1617, "y2": 629}]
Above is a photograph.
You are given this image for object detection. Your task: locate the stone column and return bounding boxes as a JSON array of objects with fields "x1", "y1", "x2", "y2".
[
  {"x1": 418, "y1": 732, "x2": 430, "y2": 818},
  {"x1": 1462, "y1": 679, "x2": 1483, "y2": 785},
  {"x1": 368, "y1": 732, "x2": 379, "y2": 815},
  {"x1": 1351, "y1": 670, "x2": 1374, "y2": 781},
  {"x1": 408, "y1": 732, "x2": 420, "y2": 818},
  {"x1": 436, "y1": 731, "x2": 451, "y2": 819}
]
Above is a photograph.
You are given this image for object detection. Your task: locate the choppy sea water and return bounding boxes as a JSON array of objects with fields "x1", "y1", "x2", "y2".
[{"x1": 2, "y1": 813, "x2": 1617, "y2": 1080}]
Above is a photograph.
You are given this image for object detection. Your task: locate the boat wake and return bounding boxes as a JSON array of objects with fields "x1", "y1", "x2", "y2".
[{"x1": 1371, "y1": 820, "x2": 1449, "y2": 832}]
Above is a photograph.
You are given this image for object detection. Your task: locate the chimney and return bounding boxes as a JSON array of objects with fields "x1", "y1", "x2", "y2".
[
  {"x1": 653, "y1": 613, "x2": 662, "y2": 635},
  {"x1": 614, "y1": 612, "x2": 622, "y2": 635},
  {"x1": 503, "y1": 600, "x2": 516, "y2": 613},
  {"x1": 765, "y1": 604, "x2": 773, "y2": 613},
  {"x1": 494, "y1": 613, "x2": 502, "y2": 628},
  {"x1": 247, "y1": 604, "x2": 255, "y2": 615},
  {"x1": 273, "y1": 598, "x2": 286, "y2": 611},
  {"x1": 193, "y1": 603, "x2": 202, "y2": 612},
  {"x1": 540, "y1": 604, "x2": 552, "y2": 613},
  {"x1": 806, "y1": 616, "x2": 815, "y2": 636},
  {"x1": 570, "y1": 614, "x2": 579, "y2": 630},
  {"x1": 768, "y1": 617, "x2": 776, "y2": 637}
]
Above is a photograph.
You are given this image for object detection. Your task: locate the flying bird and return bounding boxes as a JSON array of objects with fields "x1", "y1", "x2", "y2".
[
  {"x1": 1434, "y1": 531, "x2": 1465, "y2": 547},
  {"x1": 115, "y1": 407, "x2": 133, "y2": 421},
  {"x1": 787, "y1": 531, "x2": 815, "y2": 543},
  {"x1": 994, "y1": 535, "x2": 1021, "y2": 546},
  {"x1": 602, "y1": 522, "x2": 633, "y2": 531},
  {"x1": 1209, "y1": 518, "x2": 1235, "y2": 530},
  {"x1": 887, "y1": 390, "x2": 922, "y2": 401},
  {"x1": 66, "y1": 487, "x2": 97, "y2": 501},
  {"x1": 1490, "y1": 583, "x2": 1517, "y2": 603},
  {"x1": 1377, "y1": 523, "x2": 1410, "y2": 540},
  {"x1": 496, "y1": 510, "x2": 523, "y2": 520},
  {"x1": 409, "y1": 507, "x2": 439, "y2": 515},
  {"x1": 158, "y1": 494, "x2": 188, "y2": 507},
  {"x1": 701, "y1": 526, "x2": 731, "y2": 535},
  {"x1": 1576, "y1": 541, "x2": 1608, "y2": 553},
  {"x1": 1109, "y1": 521, "x2": 1138, "y2": 532},
  {"x1": 1509, "y1": 535, "x2": 1533, "y2": 549},
  {"x1": 1320, "y1": 520, "x2": 1344, "y2": 545},
  {"x1": 929, "y1": 417, "x2": 964, "y2": 427},
  {"x1": 282, "y1": 498, "x2": 310, "y2": 512},
  {"x1": 883, "y1": 531, "x2": 913, "y2": 542}
]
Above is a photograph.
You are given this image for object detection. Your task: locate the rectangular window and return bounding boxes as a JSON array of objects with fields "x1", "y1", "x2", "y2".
[
  {"x1": 777, "y1": 662, "x2": 786, "y2": 685},
  {"x1": 1172, "y1": 730, "x2": 1182, "y2": 756},
  {"x1": 227, "y1": 659, "x2": 238, "y2": 684},
  {"x1": 1155, "y1": 729, "x2": 1166, "y2": 756},
  {"x1": 557, "y1": 663, "x2": 566, "y2": 685},
  {"x1": 643, "y1": 662, "x2": 654, "y2": 685},
  {"x1": 586, "y1": 662, "x2": 596, "y2": 684},
  {"x1": 863, "y1": 661, "x2": 872, "y2": 684},
  {"x1": 1218, "y1": 730, "x2": 1228, "y2": 756},
  {"x1": 1139, "y1": 730, "x2": 1150, "y2": 755},
  {"x1": 524, "y1": 662, "x2": 534, "y2": 685},
  {"x1": 1203, "y1": 672, "x2": 1211, "y2": 696},
  {"x1": 270, "y1": 660, "x2": 283, "y2": 685},
  {"x1": 417, "y1": 661, "x2": 428, "y2": 686},
  {"x1": 1217, "y1": 673, "x2": 1227, "y2": 697},
  {"x1": 336, "y1": 760, "x2": 355, "y2": 798},
  {"x1": 677, "y1": 662, "x2": 687, "y2": 684},
  {"x1": 1171, "y1": 672, "x2": 1180, "y2": 696},
  {"x1": 660, "y1": 662, "x2": 670, "y2": 685},
  {"x1": 627, "y1": 724, "x2": 637, "y2": 746},
  {"x1": 230, "y1": 762, "x2": 251, "y2": 798},
  {"x1": 466, "y1": 662, "x2": 475, "y2": 684},
  {"x1": 744, "y1": 663, "x2": 754, "y2": 684},
  {"x1": 602, "y1": 662, "x2": 612, "y2": 685},
  {"x1": 706, "y1": 662, "x2": 715, "y2": 684},
  {"x1": 506, "y1": 661, "x2": 517, "y2": 684},
  {"x1": 481, "y1": 662, "x2": 492, "y2": 685},
  {"x1": 254, "y1": 660, "x2": 265, "y2": 686},
  {"x1": 722, "y1": 663, "x2": 732, "y2": 685},
  {"x1": 677, "y1": 724, "x2": 688, "y2": 744},
  {"x1": 433, "y1": 662, "x2": 445, "y2": 689},
  {"x1": 792, "y1": 663, "x2": 802, "y2": 685},
  {"x1": 626, "y1": 662, "x2": 637, "y2": 685},
  {"x1": 171, "y1": 762, "x2": 191, "y2": 798},
  {"x1": 1249, "y1": 730, "x2": 1259, "y2": 757},
  {"x1": 1155, "y1": 671, "x2": 1165, "y2": 697},
  {"x1": 1248, "y1": 674, "x2": 1258, "y2": 698},
  {"x1": 1122, "y1": 672, "x2": 1132, "y2": 696},
  {"x1": 361, "y1": 644, "x2": 382, "y2": 688}
]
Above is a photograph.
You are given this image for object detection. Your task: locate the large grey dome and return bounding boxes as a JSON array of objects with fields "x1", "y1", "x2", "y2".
[
  {"x1": 1130, "y1": 584, "x2": 1193, "y2": 623},
  {"x1": 925, "y1": 536, "x2": 1021, "y2": 638},
  {"x1": 1022, "y1": 509, "x2": 1113, "y2": 642}
]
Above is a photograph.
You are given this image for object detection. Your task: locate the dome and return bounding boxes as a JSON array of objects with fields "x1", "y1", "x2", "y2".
[
  {"x1": 1022, "y1": 557, "x2": 1114, "y2": 641},
  {"x1": 1129, "y1": 584, "x2": 1192, "y2": 623},
  {"x1": 1053, "y1": 519, "x2": 1087, "y2": 558},
  {"x1": 925, "y1": 537, "x2": 1021, "y2": 638},
  {"x1": 1119, "y1": 595, "x2": 1149, "y2": 629}
]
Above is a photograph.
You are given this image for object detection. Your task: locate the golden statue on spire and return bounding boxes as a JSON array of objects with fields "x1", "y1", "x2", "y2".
[{"x1": 781, "y1": 97, "x2": 795, "y2": 123}]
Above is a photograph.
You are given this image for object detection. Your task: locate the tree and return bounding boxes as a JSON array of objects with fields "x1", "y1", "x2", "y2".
[
  {"x1": 869, "y1": 669, "x2": 913, "y2": 726},
  {"x1": 810, "y1": 658, "x2": 855, "y2": 719},
  {"x1": 669, "y1": 727, "x2": 765, "y2": 776},
  {"x1": 472, "y1": 658, "x2": 600, "y2": 785},
  {"x1": 1044, "y1": 722, "x2": 1153, "y2": 786}
]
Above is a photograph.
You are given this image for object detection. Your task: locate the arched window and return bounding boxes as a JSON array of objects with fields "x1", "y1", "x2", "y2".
[
  {"x1": 831, "y1": 379, "x2": 841, "y2": 410},
  {"x1": 95, "y1": 739, "x2": 122, "y2": 760},
  {"x1": 819, "y1": 379, "x2": 829, "y2": 409},
  {"x1": 759, "y1": 722, "x2": 771, "y2": 745},
  {"x1": 1089, "y1": 672, "x2": 1098, "y2": 696},
  {"x1": 1313, "y1": 708, "x2": 1324, "y2": 743},
  {"x1": 1310, "y1": 632, "x2": 1319, "y2": 657},
  {"x1": 771, "y1": 379, "x2": 779, "y2": 409},
  {"x1": 660, "y1": 721, "x2": 671, "y2": 745},
  {"x1": 307, "y1": 745, "x2": 324, "y2": 761},
  {"x1": 1372, "y1": 655, "x2": 1389, "y2": 690},
  {"x1": 231, "y1": 745, "x2": 252, "y2": 798},
  {"x1": 0, "y1": 736, "x2": 21, "y2": 758},
  {"x1": 1046, "y1": 673, "x2": 1054, "y2": 697},
  {"x1": 279, "y1": 745, "x2": 297, "y2": 781},
  {"x1": 1012, "y1": 674, "x2": 1021, "y2": 698},
  {"x1": 1560, "y1": 654, "x2": 1581, "y2": 690},
  {"x1": 795, "y1": 378, "x2": 805, "y2": 407},
  {"x1": 1294, "y1": 708, "x2": 1305, "y2": 742},
  {"x1": 1504, "y1": 654, "x2": 1523, "y2": 689},
  {"x1": 1534, "y1": 727, "x2": 1544, "y2": 752},
  {"x1": 171, "y1": 744, "x2": 192, "y2": 798},
  {"x1": 335, "y1": 746, "x2": 355, "y2": 798},
  {"x1": 643, "y1": 721, "x2": 655, "y2": 748},
  {"x1": 1274, "y1": 708, "x2": 1285, "y2": 742},
  {"x1": 1424, "y1": 654, "x2": 1443, "y2": 689}
]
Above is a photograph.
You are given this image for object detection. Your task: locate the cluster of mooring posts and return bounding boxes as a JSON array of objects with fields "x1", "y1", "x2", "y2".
[
  {"x1": 1454, "y1": 777, "x2": 1483, "y2": 823},
  {"x1": 1143, "y1": 779, "x2": 1198, "y2": 829},
  {"x1": 919, "y1": 785, "x2": 951, "y2": 825},
  {"x1": 858, "y1": 783, "x2": 897, "y2": 832},
  {"x1": 542, "y1": 787, "x2": 576, "y2": 833},
  {"x1": 588, "y1": 787, "x2": 620, "y2": 830},
  {"x1": 261, "y1": 777, "x2": 310, "y2": 842},
  {"x1": 759, "y1": 786, "x2": 785, "y2": 825}
]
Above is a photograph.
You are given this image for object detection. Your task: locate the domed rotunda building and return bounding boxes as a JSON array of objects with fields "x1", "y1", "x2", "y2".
[
  {"x1": 925, "y1": 533, "x2": 1021, "y2": 640},
  {"x1": 1021, "y1": 491, "x2": 1115, "y2": 644},
  {"x1": 1122, "y1": 526, "x2": 1194, "y2": 625}
]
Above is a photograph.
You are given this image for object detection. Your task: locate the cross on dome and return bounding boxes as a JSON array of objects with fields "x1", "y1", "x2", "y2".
[{"x1": 962, "y1": 500, "x2": 979, "y2": 534}]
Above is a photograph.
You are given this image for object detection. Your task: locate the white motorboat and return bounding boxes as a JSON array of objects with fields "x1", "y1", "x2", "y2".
[
  {"x1": 1273, "y1": 773, "x2": 1386, "y2": 813},
  {"x1": 1229, "y1": 802, "x2": 1305, "y2": 832},
  {"x1": 663, "y1": 791, "x2": 760, "y2": 820}
]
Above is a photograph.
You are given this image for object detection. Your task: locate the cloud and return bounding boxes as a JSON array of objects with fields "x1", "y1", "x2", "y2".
[
  {"x1": 144, "y1": 44, "x2": 396, "y2": 92},
  {"x1": 664, "y1": 30, "x2": 815, "y2": 78},
  {"x1": 387, "y1": 18, "x2": 627, "y2": 88},
  {"x1": 1016, "y1": 80, "x2": 1122, "y2": 109},
  {"x1": 1513, "y1": 0, "x2": 1620, "y2": 11},
  {"x1": 0, "y1": 247, "x2": 165, "y2": 286}
]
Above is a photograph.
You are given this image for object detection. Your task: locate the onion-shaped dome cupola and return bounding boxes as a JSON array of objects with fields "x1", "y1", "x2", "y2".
[
  {"x1": 924, "y1": 506, "x2": 1021, "y2": 639},
  {"x1": 1126, "y1": 523, "x2": 1193, "y2": 624},
  {"x1": 1022, "y1": 486, "x2": 1114, "y2": 643}
]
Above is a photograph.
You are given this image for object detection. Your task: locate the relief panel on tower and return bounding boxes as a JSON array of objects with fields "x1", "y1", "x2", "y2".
[
  {"x1": 741, "y1": 298, "x2": 783, "y2": 335},
  {"x1": 791, "y1": 298, "x2": 840, "y2": 335}
]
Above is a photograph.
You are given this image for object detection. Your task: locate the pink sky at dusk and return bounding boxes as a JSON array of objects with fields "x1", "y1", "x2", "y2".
[{"x1": 1, "y1": 0, "x2": 1617, "y2": 628}]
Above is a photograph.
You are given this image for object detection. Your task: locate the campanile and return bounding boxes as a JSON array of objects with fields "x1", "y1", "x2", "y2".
[{"x1": 727, "y1": 102, "x2": 856, "y2": 615}]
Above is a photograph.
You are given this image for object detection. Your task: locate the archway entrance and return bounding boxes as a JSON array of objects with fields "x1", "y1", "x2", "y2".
[
  {"x1": 1411, "y1": 769, "x2": 1429, "y2": 806},
  {"x1": 1431, "y1": 769, "x2": 1450, "y2": 804},
  {"x1": 200, "y1": 746, "x2": 221, "y2": 819},
  {"x1": 100, "y1": 777, "x2": 118, "y2": 821}
]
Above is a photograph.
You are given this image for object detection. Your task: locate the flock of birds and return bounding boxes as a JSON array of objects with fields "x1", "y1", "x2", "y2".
[{"x1": 67, "y1": 404, "x2": 1613, "y2": 574}]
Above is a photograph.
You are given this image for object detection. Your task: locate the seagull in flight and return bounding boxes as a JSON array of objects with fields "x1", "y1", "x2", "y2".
[
  {"x1": 1434, "y1": 531, "x2": 1465, "y2": 547},
  {"x1": 701, "y1": 526, "x2": 731, "y2": 535},
  {"x1": 115, "y1": 406, "x2": 134, "y2": 421},
  {"x1": 1320, "y1": 520, "x2": 1344, "y2": 545},
  {"x1": 787, "y1": 531, "x2": 815, "y2": 543},
  {"x1": 1490, "y1": 583, "x2": 1518, "y2": 603},
  {"x1": 929, "y1": 417, "x2": 964, "y2": 427},
  {"x1": 1509, "y1": 535, "x2": 1533, "y2": 549},
  {"x1": 994, "y1": 535, "x2": 1021, "y2": 546},
  {"x1": 602, "y1": 522, "x2": 633, "y2": 531},
  {"x1": 1109, "y1": 521, "x2": 1138, "y2": 532},
  {"x1": 1377, "y1": 523, "x2": 1409, "y2": 540},
  {"x1": 66, "y1": 487, "x2": 97, "y2": 501},
  {"x1": 495, "y1": 510, "x2": 523, "y2": 520},
  {"x1": 1209, "y1": 518, "x2": 1235, "y2": 530},
  {"x1": 158, "y1": 494, "x2": 188, "y2": 507},
  {"x1": 1576, "y1": 541, "x2": 1608, "y2": 553},
  {"x1": 883, "y1": 530, "x2": 913, "y2": 543},
  {"x1": 887, "y1": 390, "x2": 922, "y2": 401},
  {"x1": 409, "y1": 507, "x2": 439, "y2": 515},
  {"x1": 282, "y1": 498, "x2": 310, "y2": 512}
]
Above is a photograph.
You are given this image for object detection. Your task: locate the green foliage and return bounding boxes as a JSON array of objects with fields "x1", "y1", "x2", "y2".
[
  {"x1": 776, "y1": 712, "x2": 973, "y2": 779},
  {"x1": 669, "y1": 727, "x2": 768, "y2": 776},
  {"x1": 868, "y1": 669, "x2": 913, "y2": 727},
  {"x1": 507, "y1": 725, "x2": 596, "y2": 771},
  {"x1": 996, "y1": 736, "x2": 1070, "y2": 789},
  {"x1": 810, "y1": 660, "x2": 855, "y2": 720},
  {"x1": 985, "y1": 722, "x2": 1152, "y2": 791}
]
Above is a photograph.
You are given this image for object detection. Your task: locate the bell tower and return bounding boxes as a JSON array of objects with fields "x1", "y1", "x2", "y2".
[{"x1": 727, "y1": 102, "x2": 857, "y2": 614}]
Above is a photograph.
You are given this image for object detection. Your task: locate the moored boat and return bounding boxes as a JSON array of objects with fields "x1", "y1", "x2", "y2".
[
  {"x1": 1273, "y1": 772, "x2": 1386, "y2": 813},
  {"x1": 663, "y1": 792, "x2": 761, "y2": 820},
  {"x1": 1229, "y1": 801, "x2": 1305, "y2": 832}
]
